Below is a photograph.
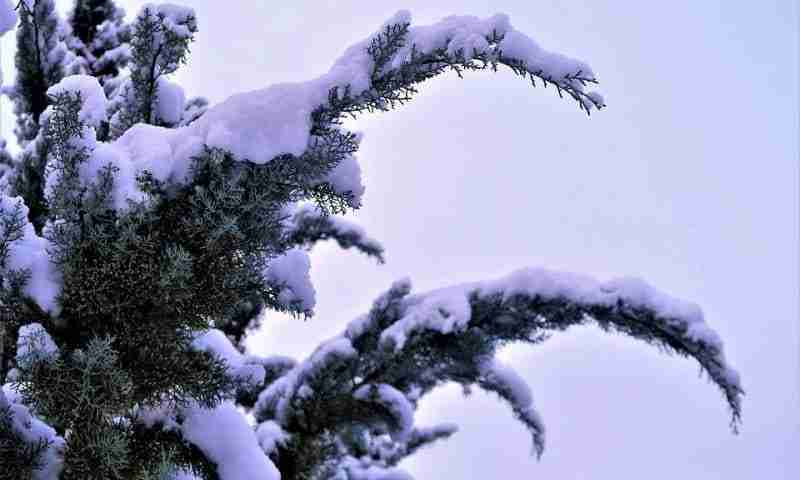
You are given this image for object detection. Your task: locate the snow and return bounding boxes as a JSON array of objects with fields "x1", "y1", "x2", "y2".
[
  {"x1": 155, "y1": 77, "x2": 186, "y2": 124},
  {"x1": 80, "y1": 124, "x2": 205, "y2": 209},
  {"x1": 255, "y1": 420, "x2": 290, "y2": 455},
  {"x1": 481, "y1": 360, "x2": 532, "y2": 407},
  {"x1": 345, "y1": 279, "x2": 411, "y2": 341},
  {"x1": 190, "y1": 83, "x2": 317, "y2": 165},
  {"x1": 191, "y1": 329, "x2": 266, "y2": 387},
  {"x1": 1, "y1": 386, "x2": 65, "y2": 480},
  {"x1": 380, "y1": 285, "x2": 472, "y2": 351},
  {"x1": 492, "y1": 270, "x2": 728, "y2": 355},
  {"x1": 98, "y1": 43, "x2": 131, "y2": 64},
  {"x1": 255, "y1": 337, "x2": 357, "y2": 424},
  {"x1": 47, "y1": 75, "x2": 108, "y2": 128},
  {"x1": 382, "y1": 267, "x2": 713, "y2": 351},
  {"x1": 1, "y1": 383, "x2": 21, "y2": 403},
  {"x1": 388, "y1": 12, "x2": 599, "y2": 107},
  {"x1": 179, "y1": 97, "x2": 208, "y2": 127},
  {"x1": 132, "y1": 401, "x2": 179, "y2": 430},
  {"x1": 181, "y1": 401, "x2": 280, "y2": 480},
  {"x1": 173, "y1": 471, "x2": 201, "y2": 480},
  {"x1": 345, "y1": 314, "x2": 372, "y2": 341},
  {"x1": 181, "y1": 12, "x2": 547, "y2": 167},
  {"x1": 186, "y1": 10, "x2": 407, "y2": 165},
  {"x1": 325, "y1": 153, "x2": 365, "y2": 207},
  {"x1": 338, "y1": 457, "x2": 414, "y2": 480},
  {"x1": 141, "y1": 3, "x2": 196, "y2": 39},
  {"x1": 392, "y1": 13, "x2": 508, "y2": 64},
  {"x1": 0, "y1": 195, "x2": 61, "y2": 314},
  {"x1": 284, "y1": 203, "x2": 383, "y2": 256},
  {"x1": 413, "y1": 423, "x2": 458, "y2": 442},
  {"x1": 497, "y1": 29, "x2": 592, "y2": 79},
  {"x1": 249, "y1": 261, "x2": 742, "y2": 470},
  {"x1": 263, "y1": 248, "x2": 316, "y2": 312},
  {"x1": 479, "y1": 359, "x2": 545, "y2": 456},
  {"x1": 328, "y1": 216, "x2": 374, "y2": 246},
  {"x1": 16, "y1": 323, "x2": 59, "y2": 368},
  {"x1": 247, "y1": 354, "x2": 297, "y2": 379},
  {"x1": 374, "y1": 267, "x2": 742, "y2": 405},
  {"x1": 192, "y1": 329, "x2": 245, "y2": 368},
  {"x1": 54, "y1": 11, "x2": 599, "y2": 214},
  {"x1": 47, "y1": 42, "x2": 72, "y2": 74},
  {"x1": 354, "y1": 384, "x2": 415, "y2": 440}
]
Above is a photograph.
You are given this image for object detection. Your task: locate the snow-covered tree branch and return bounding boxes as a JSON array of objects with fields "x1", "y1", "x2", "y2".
[
  {"x1": 249, "y1": 269, "x2": 742, "y2": 478},
  {"x1": 0, "y1": 2, "x2": 741, "y2": 480}
]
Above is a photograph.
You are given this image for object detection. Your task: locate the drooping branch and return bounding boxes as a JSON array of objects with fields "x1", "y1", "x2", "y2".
[
  {"x1": 281, "y1": 203, "x2": 385, "y2": 263},
  {"x1": 313, "y1": 15, "x2": 604, "y2": 134},
  {"x1": 252, "y1": 268, "x2": 742, "y2": 478}
]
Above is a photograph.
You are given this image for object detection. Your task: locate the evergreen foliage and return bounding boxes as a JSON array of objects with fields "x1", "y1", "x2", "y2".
[
  {"x1": 1, "y1": 389, "x2": 53, "y2": 480},
  {"x1": 67, "y1": 0, "x2": 130, "y2": 88},
  {"x1": 11, "y1": 0, "x2": 65, "y2": 144},
  {"x1": 0, "y1": 3, "x2": 742, "y2": 480},
  {"x1": 7, "y1": 0, "x2": 66, "y2": 234},
  {"x1": 108, "y1": 4, "x2": 195, "y2": 137},
  {"x1": 69, "y1": 0, "x2": 118, "y2": 46}
]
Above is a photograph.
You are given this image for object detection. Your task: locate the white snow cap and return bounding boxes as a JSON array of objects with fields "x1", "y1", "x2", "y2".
[
  {"x1": 16, "y1": 323, "x2": 59, "y2": 368},
  {"x1": 325, "y1": 153, "x2": 365, "y2": 207},
  {"x1": 155, "y1": 77, "x2": 186, "y2": 124},
  {"x1": 172, "y1": 471, "x2": 201, "y2": 480},
  {"x1": 264, "y1": 248, "x2": 316, "y2": 312},
  {"x1": 47, "y1": 75, "x2": 108, "y2": 128},
  {"x1": 191, "y1": 329, "x2": 266, "y2": 387},
  {"x1": 133, "y1": 400, "x2": 179, "y2": 430},
  {"x1": 479, "y1": 358, "x2": 545, "y2": 454},
  {"x1": 353, "y1": 384, "x2": 415, "y2": 440},
  {"x1": 181, "y1": 401, "x2": 280, "y2": 480},
  {"x1": 391, "y1": 12, "x2": 506, "y2": 64},
  {"x1": 378, "y1": 267, "x2": 742, "y2": 404},
  {"x1": 339, "y1": 457, "x2": 414, "y2": 480},
  {"x1": 381, "y1": 268, "x2": 711, "y2": 351},
  {"x1": 141, "y1": 3, "x2": 196, "y2": 39},
  {"x1": 255, "y1": 337, "x2": 357, "y2": 425},
  {"x1": 1, "y1": 385, "x2": 65, "y2": 480},
  {"x1": 0, "y1": 195, "x2": 61, "y2": 314},
  {"x1": 256, "y1": 420, "x2": 290, "y2": 456},
  {"x1": 380, "y1": 284, "x2": 472, "y2": 351},
  {"x1": 62, "y1": 10, "x2": 597, "y2": 212}
]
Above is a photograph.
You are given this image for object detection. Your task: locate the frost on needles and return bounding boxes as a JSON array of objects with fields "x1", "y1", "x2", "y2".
[{"x1": 0, "y1": 2, "x2": 741, "y2": 480}]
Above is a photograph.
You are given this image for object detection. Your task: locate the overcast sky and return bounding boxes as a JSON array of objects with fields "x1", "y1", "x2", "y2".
[{"x1": 4, "y1": 1, "x2": 799, "y2": 478}]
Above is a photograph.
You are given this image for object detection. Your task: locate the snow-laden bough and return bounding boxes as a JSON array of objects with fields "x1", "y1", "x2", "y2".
[
  {"x1": 43, "y1": 10, "x2": 604, "y2": 212},
  {"x1": 250, "y1": 268, "x2": 742, "y2": 477}
]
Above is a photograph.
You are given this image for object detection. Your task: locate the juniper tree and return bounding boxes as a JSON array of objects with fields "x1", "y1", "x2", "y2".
[
  {"x1": 5, "y1": 0, "x2": 65, "y2": 234},
  {"x1": 0, "y1": 3, "x2": 743, "y2": 480}
]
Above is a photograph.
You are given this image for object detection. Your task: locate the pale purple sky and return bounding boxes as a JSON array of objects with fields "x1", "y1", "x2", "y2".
[{"x1": 3, "y1": 1, "x2": 798, "y2": 478}]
